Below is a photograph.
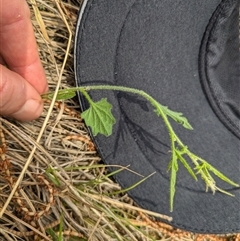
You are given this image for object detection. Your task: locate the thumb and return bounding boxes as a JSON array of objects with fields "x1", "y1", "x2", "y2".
[{"x1": 0, "y1": 65, "x2": 43, "y2": 121}]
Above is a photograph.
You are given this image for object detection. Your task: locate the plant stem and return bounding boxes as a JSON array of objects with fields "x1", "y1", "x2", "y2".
[
  {"x1": 78, "y1": 85, "x2": 175, "y2": 134},
  {"x1": 79, "y1": 85, "x2": 181, "y2": 159},
  {"x1": 42, "y1": 84, "x2": 239, "y2": 211},
  {"x1": 80, "y1": 88, "x2": 94, "y2": 105}
]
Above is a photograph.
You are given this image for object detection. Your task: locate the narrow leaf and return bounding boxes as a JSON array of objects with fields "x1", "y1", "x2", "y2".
[
  {"x1": 81, "y1": 98, "x2": 116, "y2": 136},
  {"x1": 176, "y1": 150, "x2": 197, "y2": 181},
  {"x1": 195, "y1": 163, "x2": 216, "y2": 193},
  {"x1": 109, "y1": 172, "x2": 155, "y2": 196},
  {"x1": 204, "y1": 162, "x2": 239, "y2": 187},
  {"x1": 216, "y1": 187, "x2": 235, "y2": 196},
  {"x1": 46, "y1": 229, "x2": 58, "y2": 241},
  {"x1": 169, "y1": 151, "x2": 178, "y2": 212},
  {"x1": 58, "y1": 215, "x2": 63, "y2": 241},
  {"x1": 29, "y1": 0, "x2": 50, "y2": 42},
  {"x1": 45, "y1": 166, "x2": 61, "y2": 186}
]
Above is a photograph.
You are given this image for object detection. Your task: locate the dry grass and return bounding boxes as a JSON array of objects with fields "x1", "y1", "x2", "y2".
[{"x1": 0, "y1": 1, "x2": 239, "y2": 240}]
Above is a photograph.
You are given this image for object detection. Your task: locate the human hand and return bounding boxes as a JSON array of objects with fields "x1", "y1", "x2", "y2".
[{"x1": 0, "y1": 0, "x2": 48, "y2": 121}]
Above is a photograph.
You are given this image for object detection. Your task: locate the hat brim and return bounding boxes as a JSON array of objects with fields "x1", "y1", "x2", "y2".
[{"x1": 74, "y1": 0, "x2": 240, "y2": 233}]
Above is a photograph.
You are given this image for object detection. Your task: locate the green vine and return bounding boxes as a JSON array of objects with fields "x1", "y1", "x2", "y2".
[{"x1": 42, "y1": 85, "x2": 239, "y2": 212}]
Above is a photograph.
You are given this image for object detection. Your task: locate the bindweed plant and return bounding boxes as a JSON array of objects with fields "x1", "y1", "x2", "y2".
[{"x1": 42, "y1": 85, "x2": 239, "y2": 212}]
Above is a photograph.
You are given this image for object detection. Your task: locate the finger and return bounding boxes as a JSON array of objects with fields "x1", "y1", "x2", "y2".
[
  {"x1": 0, "y1": 65, "x2": 43, "y2": 121},
  {"x1": 0, "y1": 0, "x2": 48, "y2": 94},
  {"x1": 0, "y1": 56, "x2": 6, "y2": 66}
]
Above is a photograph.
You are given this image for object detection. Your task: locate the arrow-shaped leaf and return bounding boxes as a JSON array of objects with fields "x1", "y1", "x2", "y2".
[
  {"x1": 155, "y1": 105, "x2": 193, "y2": 130},
  {"x1": 81, "y1": 98, "x2": 116, "y2": 136}
]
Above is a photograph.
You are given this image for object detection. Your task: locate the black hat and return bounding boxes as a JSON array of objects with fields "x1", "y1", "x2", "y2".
[{"x1": 74, "y1": 0, "x2": 240, "y2": 233}]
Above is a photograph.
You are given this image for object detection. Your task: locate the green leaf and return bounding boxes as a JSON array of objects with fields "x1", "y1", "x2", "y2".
[
  {"x1": 176, "y1": 150, "x2": 197, "y2": 181},
  {"x1": 53, "y1": 89, "x2": 77, "y2": 101},
  {"x1": 45, "y1": 166, "x2": 61, "y2": 186},
  {"x1": 202, "y1": 161, "x2": 239, "y2": 188},
  {"x1": 81, "y1": 98, "x2": 116, "y2": 136},
  {"x1": 58, "y1": 215, "x2": 64, "y2": 241},
  {"x1": 169, "y1": 151, "x2": 178, "y2": 212},
  {"x1": 46, "y1": 228, "x2": 58, "y2": 241},
  {"x1": 109, "y1": 172, "x2": 155, "y2": 196},
  {"x1": 157, "y1": 106, "x2": 193, "y2": 130},
  {"x1": 42, "y1": 89, "x2": 76, "y2": 101}
]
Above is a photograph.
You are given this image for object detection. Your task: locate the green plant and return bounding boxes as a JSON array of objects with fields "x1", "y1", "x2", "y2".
[{"x1": 42, "y1": 85, "x2": 239, "y2": 212}]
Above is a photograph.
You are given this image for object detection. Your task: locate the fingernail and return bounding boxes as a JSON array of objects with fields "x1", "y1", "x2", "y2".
[{"x1": 12, "y1": 99, "x2": 43, "y2": 121}]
